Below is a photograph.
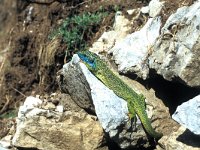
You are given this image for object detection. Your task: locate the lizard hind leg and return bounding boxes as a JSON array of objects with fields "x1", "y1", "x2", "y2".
[{"x1": 128, "y1": 104, "x2": 137, "y2": 131}]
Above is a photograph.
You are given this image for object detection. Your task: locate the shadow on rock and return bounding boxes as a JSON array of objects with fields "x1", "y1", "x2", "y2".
[{"x1": 176, "y1": 129, "x2": 200, "y2": 148}]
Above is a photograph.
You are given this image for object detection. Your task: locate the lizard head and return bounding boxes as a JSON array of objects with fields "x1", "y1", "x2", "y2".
[{"x1": 77, "y1": 51, "x2": 100, "y2": 73}]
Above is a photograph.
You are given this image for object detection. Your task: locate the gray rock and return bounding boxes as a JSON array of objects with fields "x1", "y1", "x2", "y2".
[
  {"x1": 149, "y1": 1, "x2": 200, "y2": 87},
  {"x1": 172, "y1": 95, "x2": 200, "y2": 135},
  {"x1": 58, "y1": 57, "x2": 95, "y2": 113},
  {"x1": 110, "y1": 17, "x2": 161, "y2": 79}
]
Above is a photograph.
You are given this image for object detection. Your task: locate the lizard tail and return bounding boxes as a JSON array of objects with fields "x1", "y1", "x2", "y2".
[{"x1": 135, "y1": 108, "x2": 163, "y2": 139}]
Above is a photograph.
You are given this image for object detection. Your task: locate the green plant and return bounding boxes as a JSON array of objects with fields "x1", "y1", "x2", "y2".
[
  {"x1": 0, "y1": 109, "x2": 17, "y2": 119},
  {"x1": 50, "y1": 12, "x2": 107, "y2": 58}
]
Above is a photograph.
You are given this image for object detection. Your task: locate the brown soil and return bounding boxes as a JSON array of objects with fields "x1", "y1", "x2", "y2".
[{"x1": 0, "y1": 0, "x2": 195, "y2": 148}]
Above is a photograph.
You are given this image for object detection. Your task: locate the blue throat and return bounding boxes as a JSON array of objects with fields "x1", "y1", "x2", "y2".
[{"x1": 78, "y1": 53, "x2": 96, "y2": 69}]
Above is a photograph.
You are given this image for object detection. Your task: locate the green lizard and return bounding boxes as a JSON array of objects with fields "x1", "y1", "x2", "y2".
[{"x1": 77, "y1": 50, "x2": 163, "y2": 139}]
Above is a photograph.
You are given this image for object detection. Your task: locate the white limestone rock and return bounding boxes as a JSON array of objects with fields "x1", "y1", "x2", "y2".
[
  {"x1": 149, "y1": 1, "x2": 200, "y2": 87},
  {"x1": 0, "y1": 139, "x2": 11, "y2": 149},
  {"x1": 141, "y1": 6, "x2": 149, "y2": 14},
  {"x1": 12, "y1": 96, "x2": 105, "y2": 150},
  {"x1": 110, "y1": 17, "x2": 161, "y2": 79},
  {"x1": 89, "y1": 11, "x2": 136, "y2": 54},
  {"x1": 149, "y1": 0, "x2": 164, "y2": 17},
  {"x1": 0, "y1": 146, "x2": 8, "y2": 150},
  {"x1": 12, "y1": 96, "x2": 62, "y2": 146},
  {"x1": 172, "y1": 95, "x2": 200, "y2": 135},
  {"x1": 80, "y1": 63, "x2": 129, "y2": 132},
  {"x1": 140, "y1": 0, "x2": 164, "y2": 17},
  {"x1": 127, "y1": 9, "x2": 136, "y2": 15}
]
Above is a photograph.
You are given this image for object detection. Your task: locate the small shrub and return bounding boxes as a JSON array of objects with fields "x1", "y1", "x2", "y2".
[
  {"x1": 0, "y1": 109, "x2": 17, "y2": 119},
  {"x1": 49, "y1": 12, "x2": 107, "y2": 58}
]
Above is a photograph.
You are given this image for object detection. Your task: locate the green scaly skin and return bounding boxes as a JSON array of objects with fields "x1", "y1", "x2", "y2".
[{"x1": 77, "y1": 51, "x2": 163, "y2": 139}]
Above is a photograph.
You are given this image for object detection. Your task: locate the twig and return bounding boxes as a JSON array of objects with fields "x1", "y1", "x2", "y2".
[
  {"x1": 0, "y1": 95, "x2": 10, "y2": 115},
  {"x1": 0, "y1": 57, "x2": 6, "y2": 90},
  {"x1": 11, "y1": 87, "x2": 26, "y2": 98},
  {"x1": 27, "y1": 0, "x2": 55, "y2": 5},
  {"x1": 66, "y1": 0, "x2": 91, "y2": 10},
  {"x1": 0, "y1": 87, "x2": 27, "y2": 114}
]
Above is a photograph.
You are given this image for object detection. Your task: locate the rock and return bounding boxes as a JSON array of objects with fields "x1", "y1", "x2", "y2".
[
  {"x1": 59, "y1": 54, "x2": 136, "y2": 149},
  {"x1": 0, "y1": 146, "x2": 9, "y2": 150},
  {"x1": 42, "y1": 102, "x2": 56, "y2": 110},
  {"x1": 58, "y1": 54, "x2": 176, "y2": 149},
  {"x1": 172, "y1": 95, "x2": 200, "y2": 135},
  {"x1": 149, "y1": 1, "x2": 200, "y2": 87},
  {"x1": 55, "y1": 105, "x2": 64, "y2": 113},
  {"x1": 89, "y1": 10, "x2": 135, "y2": 54},
  {"x1": 110, "y1": 17, "x2": 161, "y2": 79},
  {"x1": 120, "y1": 77, "x2": 179, "y2": 136},
  {"x1": 0, "y1": 119, "x2": 16, "y2": 149},
  {"x1": 140, "y1": 0, "x2": 164, "y2": 17},
  {"x1": 79, "y1": 64, "x2": 129, "y2": 133},
  {"x1": 57, "y1": 58, "x2": 95, "y2": 113},
  {"x1": 0, "y1": 121, "x2": 9, "y2": 139},
  {"x1": 157, "y1": 126, "x2": 200, "y2": 150},
  {"x1": 149, "y1": 0, "x2": 164, "y2": 17},
  {"x1": 12, "y1": 96, "x2": 106, "y2": 150},
  {"x1": 0, "y1": 141, "x2": 10, "y2": 149},
  {"x1": 54, "y1": 93, "x2": 82, "y2": 112},
  {"x1": 127, "y1": 9, "x2": 136, "y2": 15},
  {"x1": 141, "y1": 6, "x2": 149, "y2": 14},
  {"x1": 0, "y1": 135, "x2": 12, "y2": 149}
]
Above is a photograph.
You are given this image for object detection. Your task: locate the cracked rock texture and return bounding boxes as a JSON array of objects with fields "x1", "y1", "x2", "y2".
[
  {"x1": 12, "y1": 96, "x2": 106, "y2": 150},
  {"x1": 149, "y1": 1, "x2": 200, "y2": 87},
  {"x1": 110, "y1": 16, "x2": 161, "y2": 79},
  {"x1": 100, "y1": 2, "x2": 200, "y2": 88}
]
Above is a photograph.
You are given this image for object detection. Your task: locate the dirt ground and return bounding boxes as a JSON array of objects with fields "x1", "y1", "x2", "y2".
[{"x1": 0, "y1": 0, "x2": 196, "y2": 145}]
